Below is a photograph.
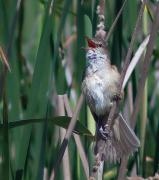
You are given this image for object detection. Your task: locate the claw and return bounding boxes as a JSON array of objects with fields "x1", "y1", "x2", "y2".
[{"x1": 98, "y1": 125, "x2": 112, "y2": 140}]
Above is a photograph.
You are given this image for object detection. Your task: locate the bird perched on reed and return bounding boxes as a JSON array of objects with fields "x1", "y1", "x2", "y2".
[{"x1": 82, "y1": 36, "x2": 140, "y2": 163}]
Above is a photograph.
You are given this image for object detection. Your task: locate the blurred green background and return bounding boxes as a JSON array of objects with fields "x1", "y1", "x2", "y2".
[{"x1": 0, "y1": 0, "x2": 159, "y2": 180}]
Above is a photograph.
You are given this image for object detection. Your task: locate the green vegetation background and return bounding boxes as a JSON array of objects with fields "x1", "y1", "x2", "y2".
[{"x1": 0, "y1": 0, "x2": 159, "y2": 180}]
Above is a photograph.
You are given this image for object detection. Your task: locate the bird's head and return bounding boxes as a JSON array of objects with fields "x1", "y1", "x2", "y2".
[
  {"x1": 85, "y1": 36, "x2": 107, "y2": 55},
  {"x1": 84, "y1": 36, "x2": 110, "y2": 63}
]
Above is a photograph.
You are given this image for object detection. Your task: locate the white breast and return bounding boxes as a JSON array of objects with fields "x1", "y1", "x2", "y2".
[{"x1": 82, "y1": 74, "x2": 112, "y2": 115}]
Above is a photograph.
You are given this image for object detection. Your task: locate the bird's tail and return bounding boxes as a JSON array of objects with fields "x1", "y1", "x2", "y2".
[{"x1": 94, "y1": 113, "x2": 140, "y2": 163}]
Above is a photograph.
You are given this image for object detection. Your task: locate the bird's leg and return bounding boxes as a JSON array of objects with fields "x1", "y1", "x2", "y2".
[
  {"x1": 99, "y1": 91, "x2": 124, "y2": 140},
  {"x1": 96, "y1": 114, "x2": 113, "y2": 140},
  {"x1": 97, "y1": 124, "x2": 113, "y2": 140},
  {"x1": 99, "y1": 93, "x2": 123, "y2": 140}
]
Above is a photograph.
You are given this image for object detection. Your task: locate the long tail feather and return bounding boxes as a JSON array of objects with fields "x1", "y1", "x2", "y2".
[
  {"x1": 94, "y1": 113, "x2": 140, "y2": 163},
  {"x1": 118, "y1": 113, "x2": 140, "y2": 152}
]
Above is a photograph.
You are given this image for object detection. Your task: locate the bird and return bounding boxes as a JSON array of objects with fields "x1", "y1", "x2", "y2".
[{"x1": 81, "y1": 36, "x2": 140, "y2": 163}]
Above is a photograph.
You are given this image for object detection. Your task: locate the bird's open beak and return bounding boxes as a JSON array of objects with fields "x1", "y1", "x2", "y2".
[{"x1": 85, "y1": 36, "x2": 96, "y2": 48}]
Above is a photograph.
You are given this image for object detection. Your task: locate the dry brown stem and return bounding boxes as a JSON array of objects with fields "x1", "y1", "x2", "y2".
[
  {"x1": 50, "y1": 94, "x2": 84, "y2": 180},
  {"x1": 63, "y1": 95, "x2": 89, "y2": 179},
  {"x1": 0, "y1": 47, "x2": 11, "y2": 72},
  {"x1": 95, "y1": 0, "x2": 106, "y2": 39},
  {"x1": 58, "y1": 96, "x2": 71, "y2": 180}
]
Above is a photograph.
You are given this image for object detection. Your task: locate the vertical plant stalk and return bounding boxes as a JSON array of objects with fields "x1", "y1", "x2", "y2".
[
  {"x1": 7, "y1": 0, "x2": 22, "y2": 56},
  {"x1": 128, "y1": 82, "x2": 134, "y2": 114},
  {"x1": 118, "y1": 2, "x2": 159, "y2": 180},
  {"x1": 63, "y1": 94, "x2": 89, "y2": 179},
  {"x1": 2, "y1": 89, "x2": 9, "y2": 180},
  {"x1": 140, "y1": 6, "x2": 148, "y2": 174},
  {"x1": 154, "y1": 122, "x2": 159, "y2": 174},
  {"x1": 118, "y1": 82, "x2": 134, "y2": 180},
  {"x1": 95, "y1": 0, "x2": 106, "y2": 38},
  {"x1": 97, "y1": 161, "x2": 104, "y2": 180},
  {"x1": 140, "y1": 81, "x2": 147, "y2": 173},
  {"x1": 43, "y1": 168, "x2": 48, "y2": 180},
  {"x1": 57, "y1": 95, "x2": 71, "y2": 180},
  {"x1": 50, "y1": 94, "x2": 84, "y2": 180}
]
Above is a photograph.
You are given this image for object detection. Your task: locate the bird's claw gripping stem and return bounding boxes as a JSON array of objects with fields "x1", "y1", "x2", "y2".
[{"x1": 98, "y1": 124, "x2": 112, "y2": 140}]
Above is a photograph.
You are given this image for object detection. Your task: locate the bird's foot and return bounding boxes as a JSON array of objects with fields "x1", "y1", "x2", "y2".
[{"x1": 98, "y1": 124, "x2": 112, "y2": 140}]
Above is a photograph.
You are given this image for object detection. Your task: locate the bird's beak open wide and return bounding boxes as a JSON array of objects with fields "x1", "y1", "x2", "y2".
[{"x1": 85, "y1": 36, "x2": 96, "y2": 48}]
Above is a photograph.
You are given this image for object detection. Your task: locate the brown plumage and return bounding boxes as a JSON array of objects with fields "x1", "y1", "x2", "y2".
[{"x1": 82, "y1": 37, "x2": 140, "y2": 163}]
